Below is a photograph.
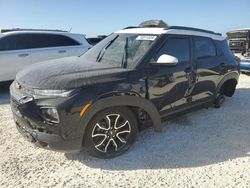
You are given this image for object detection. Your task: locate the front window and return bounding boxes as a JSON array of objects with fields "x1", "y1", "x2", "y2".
[
  {"x1": 80, "y1": 33, "x2": 158, "y2": 68},
  {"x1": 154, "y1": 37, "x2": 190, "y2": 63}
]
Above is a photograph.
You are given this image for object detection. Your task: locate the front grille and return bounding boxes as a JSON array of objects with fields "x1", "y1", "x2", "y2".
[
  {"x1": 230, "y1": 41, "x2": 244, "y2": 47},
  {"x1": 11, "y1": 97, "x2": 35, "y2": 130},
  {"x1": 10, "y1": 97, "x2": 21, "y2": 116},
  {"x1": 15, "y1": 118, "x2": 36, "y2": 143},
  {"x1": 11, "y1": 97, "x2": 19, "y2": 109},
  {"x1": 11, "y1": 85, "x2": 61, "y2": 136}
]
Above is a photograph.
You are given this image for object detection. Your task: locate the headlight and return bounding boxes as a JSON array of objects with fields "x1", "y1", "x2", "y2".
[
  {"x1": 40, "y1": 107, "x2": 60, "y2": 124},
  {"x1": 33, "y1": 89, "x2": 74, "y2": 97}
]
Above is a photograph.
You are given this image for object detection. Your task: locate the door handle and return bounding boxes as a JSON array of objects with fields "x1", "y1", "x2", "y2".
[
  {"x1": 18, "y1": 53, "x2": 29, "y2": 57},
  {"x1": 58, "y1": 50, "x2": 66, "y2": 54}
]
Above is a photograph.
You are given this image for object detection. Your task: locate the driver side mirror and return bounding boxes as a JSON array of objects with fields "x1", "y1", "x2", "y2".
[{"x1": 152, "y1": 54, "x2": 178, "y2": 66}]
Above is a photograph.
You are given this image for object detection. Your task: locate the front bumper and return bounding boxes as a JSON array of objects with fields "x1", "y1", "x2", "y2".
[
  {"x1": 10, "y1": 84, "x2": 83, "y2": 152},
  {"x1": 12, "y1": 111, "x2": 80, "y2": 152}
]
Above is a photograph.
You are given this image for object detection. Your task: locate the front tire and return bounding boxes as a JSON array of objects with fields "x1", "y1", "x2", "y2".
[{"x1": 83, "y1": 107, "x2": 138, "y2": 158}]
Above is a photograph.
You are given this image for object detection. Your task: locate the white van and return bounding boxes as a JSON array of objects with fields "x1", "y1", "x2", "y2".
[{"x1": 0, "y1": 29, "x2": 92, "y2": 82}]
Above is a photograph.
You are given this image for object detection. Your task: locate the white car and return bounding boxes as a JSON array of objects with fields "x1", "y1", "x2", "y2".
[{"x1": 0, "y1": 29, "x2": 92, "y2": 82}]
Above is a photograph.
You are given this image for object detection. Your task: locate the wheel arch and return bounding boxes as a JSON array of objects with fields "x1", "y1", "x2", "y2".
[
  {"x1": 79, "y1": 95, "x2": 162, "y2": 139},
  {"x1": 216, "y1": 71, "x2": 239, "y2": 97}
]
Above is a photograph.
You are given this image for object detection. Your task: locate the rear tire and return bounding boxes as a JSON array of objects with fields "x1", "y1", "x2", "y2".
[
  {"x1": 214, "y1": 94, "x2": 225, "y2": 108},
  {"x1": 83, "y1": 107, "x2": 138, "y2": 158}
]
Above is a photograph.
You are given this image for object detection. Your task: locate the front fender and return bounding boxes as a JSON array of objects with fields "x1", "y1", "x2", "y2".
[{"x1": 80, "y1": 95, "x2": 162, "y2": 137}]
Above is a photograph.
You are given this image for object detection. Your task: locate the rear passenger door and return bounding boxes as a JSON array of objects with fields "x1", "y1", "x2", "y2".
[
  {"x1": 190, "y1": 36, "x2": 221, "y2": 102},
  {"x1": 27, "y1": 34, "x2": 80, "y2": 63},
  {"x1": 0, "y1": 34, "x2": 32, "y2": 81}
]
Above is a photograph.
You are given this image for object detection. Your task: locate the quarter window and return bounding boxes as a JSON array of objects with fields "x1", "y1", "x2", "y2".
[
  {"x1": 155, "y1": 37, "x2": 190, "y2": 62},
  {"x1": 194, "y1": 37, "x2": 216, "y2": 59}
]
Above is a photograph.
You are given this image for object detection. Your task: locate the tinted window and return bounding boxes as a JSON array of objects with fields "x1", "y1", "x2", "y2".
[
  {"x1": 219, "y1": 40, "x2": 234, "y2": 57},
  {"x1": 87, "y1": 38, "x2": 102, "y2": 45},
  {"x1": 155, "y1": 37, "x2": 190, "y2": 62},
  {"x1": 26, "y1": 34, "x2": 80, "y2": 49},
  {"x1": 0, "y1": 34, "x2": 28, "y2": 51},
  {"x1": 194, "y1": 37, "x2": 216, "y2": 59}
]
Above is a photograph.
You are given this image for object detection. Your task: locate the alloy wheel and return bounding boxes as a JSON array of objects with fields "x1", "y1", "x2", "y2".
[{"x1": 91, "y1": 114, "x2": 131, "y2": 153}]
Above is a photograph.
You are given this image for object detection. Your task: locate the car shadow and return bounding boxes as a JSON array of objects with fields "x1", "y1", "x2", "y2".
[
  {"x1": 0, "y1": 82, "x2": 11, "y2": 105},
  {"x1": 65, "y1": 87, "x2": 250, "y2": 170}
]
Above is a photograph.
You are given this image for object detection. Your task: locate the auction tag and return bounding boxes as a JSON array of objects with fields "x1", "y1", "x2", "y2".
[{"x1": 136, "y1": 35, "x2": 157, "y2": 41}]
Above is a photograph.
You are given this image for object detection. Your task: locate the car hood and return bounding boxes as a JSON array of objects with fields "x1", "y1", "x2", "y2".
[{"x1": 16, "y1": 56, "x2": 129, "y2": 90}]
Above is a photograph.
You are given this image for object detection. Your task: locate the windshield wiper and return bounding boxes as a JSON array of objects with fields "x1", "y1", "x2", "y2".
[
  {"x1": 96, "y1": 35, "x2": 119, "y2": 62},
  {"x1": 121, "y1": 37, "x2": 128, "y2": 68}
]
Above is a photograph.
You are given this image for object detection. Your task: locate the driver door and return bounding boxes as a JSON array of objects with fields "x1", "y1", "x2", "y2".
[{"x1": 147, "y1": 35, "x2": 196, "y2": 114}]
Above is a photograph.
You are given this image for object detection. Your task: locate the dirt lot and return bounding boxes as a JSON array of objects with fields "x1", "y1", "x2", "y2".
[{"x1": 0, "y1": 75, "x2": 250, "y2": 188}]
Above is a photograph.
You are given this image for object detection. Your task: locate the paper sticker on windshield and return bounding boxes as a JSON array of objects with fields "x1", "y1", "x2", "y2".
[{"x1": 136, "y1": 35, "x2": 157, "y2": 41}]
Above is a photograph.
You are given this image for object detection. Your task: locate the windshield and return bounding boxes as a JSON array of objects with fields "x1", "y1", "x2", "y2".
[{"x1": 80, "y1": 33, "x2": 158, "y2": 68}]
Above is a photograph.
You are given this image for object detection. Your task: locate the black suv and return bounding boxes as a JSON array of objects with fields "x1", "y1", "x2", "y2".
[{"x1": 10, "y1": 20, "x2": 239, "y2": 158}]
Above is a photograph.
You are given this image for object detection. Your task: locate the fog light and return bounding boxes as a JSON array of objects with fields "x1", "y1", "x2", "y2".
[{"x1": 40, "y1": 107, "x2": 60, "y2": 123}]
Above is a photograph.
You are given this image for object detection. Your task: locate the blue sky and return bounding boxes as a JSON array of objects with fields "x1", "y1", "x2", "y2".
[{"x1": 0, "y1": 0, "x2": 249, "y2": 37}]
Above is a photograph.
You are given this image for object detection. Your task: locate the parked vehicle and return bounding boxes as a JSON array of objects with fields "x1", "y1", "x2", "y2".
[
  {"x1": 87, "y1": 35, "x2": 107, "y2": 46},
  {"x1": 240, "y1": 60, "x2": 250, "y2": 74},
  {"x1": 227, "y1": 29, "x2": 250, "y2": 54},
  {"x1": 0, "y1": 29, "x2": 92, "y2": 82},
  {"x1": 10, "y1": 20, "x2": 239, "y2": 158}
]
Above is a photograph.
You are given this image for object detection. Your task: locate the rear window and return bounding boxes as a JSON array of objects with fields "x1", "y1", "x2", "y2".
[{"x1": 194, "y1": 37, "x2": 216, "y2": 59}]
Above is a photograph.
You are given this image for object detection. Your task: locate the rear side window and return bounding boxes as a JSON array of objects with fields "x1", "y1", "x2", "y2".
[
  {"x1": 155, "y1": 37, "x2": 190, "y2": 62},
  {"x1": 0, "y1": 34, "x2": 28, "y2": 51},
  {"x1": 194, "y1": 37, "x2": 216, "y2": 59},
  {"x1": 87, "y1": 38, "x2": 102, "y2": 45},
  {"x1": 26, "y1": 34, "x2": 80, "y2": 49},
  {"x1": 218, "y1": 40, "x2": 234, "y2": 57},
  {"x1": 0, "y1": 33, "x2": 80, "y2": 51}
]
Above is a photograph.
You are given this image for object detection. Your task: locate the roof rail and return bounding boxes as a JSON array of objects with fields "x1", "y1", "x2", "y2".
[
  {"x1": 0, "y1": 28, "x2": 68, "y2": 33},
  {"x1": 169, "y1": 26, "x2": 222, "y2": 36},
  {"x1": 123, "y1": 26, "x2": 139, "y2": 30}
]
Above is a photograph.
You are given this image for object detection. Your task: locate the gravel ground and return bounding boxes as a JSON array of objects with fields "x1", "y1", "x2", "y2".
[{"x1": 0, "y1": 75, "x2": 250, "y2": 188}]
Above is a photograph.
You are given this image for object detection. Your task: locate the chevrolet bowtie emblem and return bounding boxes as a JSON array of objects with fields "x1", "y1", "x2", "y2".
[{"x1": 15, "y1": 82, "x2": 21, "y2": 89}]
